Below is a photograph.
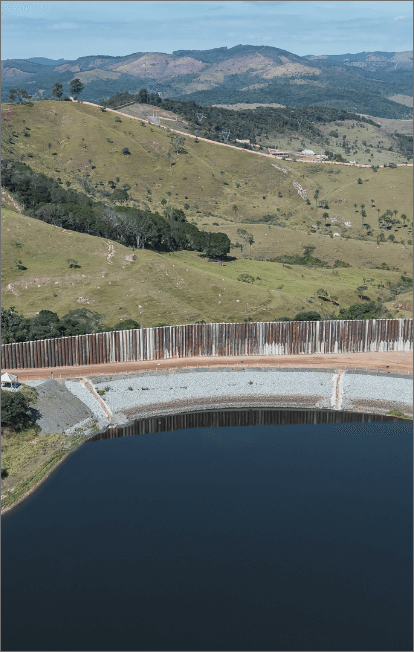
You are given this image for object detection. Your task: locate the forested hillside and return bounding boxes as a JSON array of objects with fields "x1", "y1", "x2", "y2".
[{"x1": 2, "y1": 44, "x2": 412, "y2": 119}]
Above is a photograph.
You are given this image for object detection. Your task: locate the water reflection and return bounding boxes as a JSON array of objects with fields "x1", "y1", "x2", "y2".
[{"x1": 87, "y1": 408, "x2": 405, "y2": 443}]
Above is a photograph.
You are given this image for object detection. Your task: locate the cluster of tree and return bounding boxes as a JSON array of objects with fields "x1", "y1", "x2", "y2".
[
  {"x1": 50, "y1": 78, "x2": 84, "y2": 101},
  {"x1": 173, "y1": 81, "x2": 413, "y2": 120},
  {"x1": 2, "y1": 301, "x2": 394, "y2": 347},
  {"x1": 1, "y1": 159, "x2": 231, "y2": 258},
  {"x1": 101, "y1": 90, "x2": 379, "y2": 146},
  {"x1": 391, "y1": 133, "x2": 413, "y2": 161},
  {"x1": 273, "y1": 299, "x2": 387, "y2": 322},
  {"x1": 1, "y1": 307, "x2": 142, "y2": 345},
  {"x1": 378, "y1": 209, "x2": 409, "y2": 232},
  {"x1": 271, "y1": 245, "x2": 350, "y2": 269}
]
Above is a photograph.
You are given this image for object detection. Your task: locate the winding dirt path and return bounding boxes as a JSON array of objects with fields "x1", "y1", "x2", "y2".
[{"x1": 6, "y1": 351, "x2": 412, "y2": 381}]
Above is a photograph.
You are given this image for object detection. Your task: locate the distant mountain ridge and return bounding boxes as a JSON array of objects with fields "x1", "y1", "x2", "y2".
[{"x1": 1, "y1": 45, "x2": 412, "y2": 119}]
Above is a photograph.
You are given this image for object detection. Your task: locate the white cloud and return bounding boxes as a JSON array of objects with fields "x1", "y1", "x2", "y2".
[{"x1": 50, "y1": 22, "x2": 79, "y2": 29}]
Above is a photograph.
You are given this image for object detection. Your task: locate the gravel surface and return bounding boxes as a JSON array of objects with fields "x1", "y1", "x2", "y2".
[
  {"x1": 26, "y1": 380, "x2": 94, "y2": 435},
  {"x1": 65, "y1": 381, "x2": 108, "y2": 420},
  {"x1": 20, "y1": 369, "x2": 413, "y2": 436},
  {"x1": 94, "y1": 369, "x2": 334, "y2": 413},
  {"x1": 343, "y1": 373, "x2": 413, "y2": 404}
]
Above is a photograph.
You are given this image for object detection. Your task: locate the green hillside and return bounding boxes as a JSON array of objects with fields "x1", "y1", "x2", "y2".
[
  {"x1": 1, "y1": 99, "x2": 413, "y2": 328},
  {"x1": 1, "y1": 100, "x2": 412, "y2": 231},
  {"x1": 2, "y1": 207, "x2": 412, "y2": 327}
]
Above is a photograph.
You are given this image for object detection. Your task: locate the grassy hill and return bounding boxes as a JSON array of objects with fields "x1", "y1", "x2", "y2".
[
  {"x1": 1, "y1": 100, "x2": 412, "y2": 230},
  {"x1": 1, "y1": 99, "x2": 412, "y2": 326},
  {"x1": 2, "y1": 206, "x2": 412, "y2": 327}
]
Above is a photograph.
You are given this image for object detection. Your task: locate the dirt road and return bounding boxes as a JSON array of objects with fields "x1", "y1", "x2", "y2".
[
  {"x1": 6, "y1": 351, "x2": 412, "y2": 381},
  {"x1": 72, "y1": 101, "x2": 413, "y2": 168}
]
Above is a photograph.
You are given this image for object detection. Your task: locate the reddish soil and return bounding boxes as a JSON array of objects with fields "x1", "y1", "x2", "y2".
[{"x1": 6, "y1": 351, "x2": 413, "y2": 381}]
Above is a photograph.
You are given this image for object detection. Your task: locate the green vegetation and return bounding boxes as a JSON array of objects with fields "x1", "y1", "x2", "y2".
[
  {"x1": 1, "y1": 159, "x2": 230, "y2": 258},
  {"x1": 386, "y1": 410, "x2": 413, "y2": 420},
  {"x1": 1, "y1": 100, "x2": 412, "y2": 329},
  {"x1": 2, "y1": 206, "x2": 411, "y2": 330},
  {"x1": 177, "y1": 80, "x2": 413, "y2": 120},
  {"x1": 1, "y1": 387, "x2": 35, "y2": 429}
]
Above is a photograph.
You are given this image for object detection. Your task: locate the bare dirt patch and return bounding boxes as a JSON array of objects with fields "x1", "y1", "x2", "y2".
[{"x1": 6, "y1": 351, "x2": 413, "y2": 381}]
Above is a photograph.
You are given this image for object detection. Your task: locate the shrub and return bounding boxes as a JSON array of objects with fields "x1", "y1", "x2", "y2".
[
  {"x1": 338, "y1": 300, "x2": 382, "y2": 320},
  {"x1": 237, "y1": 274, "x2": 255, "y2": 283},
  {"x1": 122, "y1": 147, "x2": 131, "y2": 155},
  {"x1": 111, "y1": 319, "x2": 140, "y2": 331},
  {"x1": 293, "y1": 311, "x2": 321, "y2": 321}
]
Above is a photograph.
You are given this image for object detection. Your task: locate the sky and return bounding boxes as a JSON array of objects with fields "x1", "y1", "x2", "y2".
[{"x1": 1, "y1": 0, "x2": 413, "y2": 61}]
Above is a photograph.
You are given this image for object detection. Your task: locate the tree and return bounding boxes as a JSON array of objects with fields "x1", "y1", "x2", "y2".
[
  {"x1": 1, "y1": 390, "x2": 32, "y2": 430},
  {"x1": 247, "y1": 232, "x2": 255, "y2": 256},
  {"x1": 69, "y1": 78, "x2": 84, "y2": 100},
  {"x1": 339, "y1": 300, "x2": 381, "y2": 320},
  {"x1": 9, "y1": 88, "x2": 32, "y2": 104},
  {"x1": 237, "y1": 228, "x2": 251, "y2": 259},
  {"x1": 60, "y1": 308, "x2": 106, "y2": 335},
  {"x1": 170, "y1": 134, "x2": 185, "y2": 154},
  {"x1": 51, "y1": 82, "x2": 63, "y2": 100},
  {"x1": 122, "y1": 147, "x2": 131, "y2": 155},
  {"x1": 357, "y1": 178, "x2": 363, "y2": 184},
  {"x1": 356, "y1": 285, "x2": 368, "y2": 300},
  {"x1": 111, "y1": 189, "x2": 129, "y2": 204},
  {"x1": 1, "y1": 306, "x2": 26, "y2": 344},
  {"x1": 128, "y1": 211, "x2": 158, "y2": 249},
  {"x1": 137, "y1": 88, "x2": 148, "y2": 104},
  {"x1": 201, "y1": 232, "x2": 230, "y2": 258},
  {"x1": 314, "y1": 189, "x2": 319, "y2": 209}
]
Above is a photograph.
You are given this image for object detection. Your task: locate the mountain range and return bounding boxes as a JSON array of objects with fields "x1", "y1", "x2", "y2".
[{"x1": 1, "y1": 45, "x2": 413, "y2": 119}]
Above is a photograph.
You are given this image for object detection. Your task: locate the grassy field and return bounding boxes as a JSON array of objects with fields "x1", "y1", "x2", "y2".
[
  {"x1": 387, "y1": 94, "x2": 414, "y2": 108},
  {"x1": 1, "y1": 417, "x2": 88, "y2": 513},
  {"x1": 1, "y1": 101, "x2": 412, "y2": 237},
  {"x1": 1, "y1": 100, "x2": 412, "y2": 325},
  {"x1": 2, "y1": 207, "x2": 412, "y2": 326}
]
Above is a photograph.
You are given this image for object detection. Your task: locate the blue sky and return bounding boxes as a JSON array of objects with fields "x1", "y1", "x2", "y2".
[{"x1": 1, "y1": 1, "x2": 412, "y2": 60}]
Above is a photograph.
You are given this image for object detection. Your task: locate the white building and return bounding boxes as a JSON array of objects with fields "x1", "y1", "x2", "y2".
[{"x1": 302, "y1": 149, "x2": 315, "y2": 155}]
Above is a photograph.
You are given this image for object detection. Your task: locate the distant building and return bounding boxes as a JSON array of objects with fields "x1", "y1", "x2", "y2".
[
  {"x1": 302, "y1": 149, "x2": 315, "y2": 155},
  {"x1": 269, "y1": 148, "x2": 290, "y2": 157},
  {"x1": 236, "y1": 139, "x2": 250, "y2": 144},
  {"x1": 315, "y1": 154, "x2": 328, "y2": 159}
]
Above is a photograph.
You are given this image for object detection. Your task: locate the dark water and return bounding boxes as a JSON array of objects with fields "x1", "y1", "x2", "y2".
[{"x1": 2, "y1": 410, "x2": 412, "y2": 651}]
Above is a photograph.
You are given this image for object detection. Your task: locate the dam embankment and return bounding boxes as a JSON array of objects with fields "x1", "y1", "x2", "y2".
[{"x1": 25, "y1": 366, "x2": 413, "y2": 439}]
